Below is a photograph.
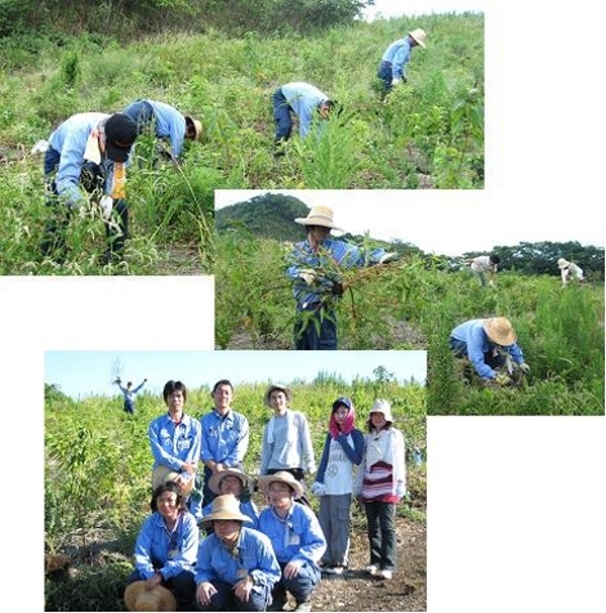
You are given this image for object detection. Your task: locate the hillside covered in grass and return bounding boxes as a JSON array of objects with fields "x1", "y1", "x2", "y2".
[{"x1": 1, "y1": 11, "x2": 483, "y2": 274}]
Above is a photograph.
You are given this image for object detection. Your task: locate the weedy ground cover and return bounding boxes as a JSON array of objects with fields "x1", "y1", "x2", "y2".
[
  {"x1": 1, "y1": 13, "x2": 482, "y2": 273},
  {"x1": 44, "y1": 378, "x2": 426, "y2": 610},
  {"x1": 215, "y1": 233, "x2": 604, "y2": 415}
]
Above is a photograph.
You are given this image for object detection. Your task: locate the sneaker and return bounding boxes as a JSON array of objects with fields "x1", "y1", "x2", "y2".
[
  {"x1": 294, "y1": 601, "x2": 312, "y2": 612},
  {"x1": 268, "y1": 596, "x2": 287, "y2": 611},
  {"x1": 323, "y1": 566, "x2": 344, "y2": 575},
  {"x1": 378, "y1": 569, "x2": 393, "y2": 580},
  {"x1": 363, "y1": 564, "x2": 378, "y2": 576}
]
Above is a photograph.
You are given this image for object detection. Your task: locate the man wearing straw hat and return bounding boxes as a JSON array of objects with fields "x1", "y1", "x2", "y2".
[
  {"x1": 200, "y1": 467, "x2": 260, "y2": 529},
  {"x1": 258, "y1": 471, "x2": 326, "y2": 612},
  {"x1": 286, "y1": 205, "x2": 398, "y2": 350},
  {"x1": 195, "y1": 494, "x2": 281, "y2": 611},
  {"x1": 557, "y1": 258, "x2": 585, "y2": 287},
  {"x1": 377, "y1": 28, "x2": 427, "y2": 93},
  {"x1": 449, "y1": 317, "x2": 530, "y2": 386}
]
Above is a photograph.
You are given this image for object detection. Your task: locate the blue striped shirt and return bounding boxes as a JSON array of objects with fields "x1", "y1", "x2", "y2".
[{"x1": 286, "y1": 237, "x2": 387, "y2": 307}]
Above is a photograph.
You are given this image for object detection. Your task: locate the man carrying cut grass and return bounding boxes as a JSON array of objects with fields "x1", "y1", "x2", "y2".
[
  {"x1": 449, "y1": 317, "x2": 530, "y2": 386},
  {"x1": 272, "y1": 82, "x2": 338, "y2": 155},
  {"x1": 286, "y1": 205, "x2": 398, "y2": 350},
  {"x1": 40, "y1": 112, "x2": 138, "y2": 264}
]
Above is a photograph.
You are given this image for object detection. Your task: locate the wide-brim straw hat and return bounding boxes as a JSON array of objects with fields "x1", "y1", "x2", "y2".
[
  {"x1": 185, "y1": 115, "x2": 203, "y2": 140},
  {"x1": 152, "y1": 466, "x2": 194, "y2": 496},
  {"x1": 264, "y1": 383, "x2": 292, "y2": 406},
  {"x1": 483, "y1": 317, "x2": 517, "y2": 346},
  {"x1": 258, "y1": 471, "x2": 305, "y2": 499},
  {"x1": 408, "y1": 28, "x2": 427, "y2": 48},
  {"x1": 201, "y1": 494, "x2": 253, "y2": 524},
  {"x1": 124, "y1": 581, "x2": 177, "y2": 612},
  {"x1": 294, "y1": 205, "x2": 343, "y2": 231},
  {"x1": 208, "y1": 467, "x2": 252, "y2": 495},
  {"x1": 557, "y1": 258, "x2": 570, "y2": 269},
  {"x1": 368, "y1": 398, "x2": 394, "y2": 425}
]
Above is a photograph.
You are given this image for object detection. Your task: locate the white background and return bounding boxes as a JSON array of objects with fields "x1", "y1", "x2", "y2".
[{"x1": 1, "y1": 1, "x2": 605, "y2": 611}]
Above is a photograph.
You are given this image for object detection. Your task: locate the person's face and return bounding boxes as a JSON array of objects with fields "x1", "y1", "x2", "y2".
[
  {"x1": 333, "y1": 404, "x2": 349, "y2": 426},
  {"x1": 157, "y1": 490, "x2": 179, "y2": 523},
  {"x1": 267, "y1": 482, "x2": 294, "y2": 511},
  {"x1": 318, "y1": 103, "x2": 331, "y2": 119},
  {"x1": 213, "y1": 384, "x2": 233, "y2": 412},
  {"x1": 308, "y1": 225, "x2": 331, "y2": 248},
  {"x1": 166, "y1": 390, "x2": 185, "y2": 413},
  {"x1": 269, "y1": 390, "x2": 288, "y2": 413},
  {"x1": 213, "y1": 519, "x2": 241, "y2": 546},
  {"x1": 370, "y1": 411, "x2": 387, "y2": 430},
  {"x1": 219, "y1": 476, "x2": 243, "y2": 497}
]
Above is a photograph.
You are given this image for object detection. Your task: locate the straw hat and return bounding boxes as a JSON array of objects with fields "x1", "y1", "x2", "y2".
[
  {"x1": 483, "y1": 317, "x2": 517, "y2": 346},
  {"x1": 152, "y1": 466, "x2": 194, "y2": 496},
  {"x1": 408, "y1": 28, "x2": 427, "y2": 48},
  {"x1": 185, "y1": 115, "x2": 203, "y2": 141},
  {"x1": 557, "y1": 258, "x2": 570, "y2": 269},
  {"x1": 294, "y1": 206, "x2": 343, "y2": 231},
  {"x1": 264, "y1": 383, "x2": 292, "y2": 406},
  {"x1": 124, "y1": 582, "x2": 177, "y2": 612},
  {"x1": 368, "y1": 398, "x2": 394, "y2": 425},
  {"x1": 208, "y1": 467, "x2": 252, "y2": 495},
  {"x1": 258, "y1": 471, "x2": 304, "y2": 499},
  {"x1": 200, "y1": 494, "x2": 253, "y2": 524}
]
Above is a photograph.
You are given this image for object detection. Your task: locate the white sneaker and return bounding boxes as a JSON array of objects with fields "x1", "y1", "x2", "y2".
[
  {"x1": 379, "y1": 569, "x2": 393, "y2": 580},
  {"x1": 363, "y1": 564, "x2": 378, "y2": 575}
]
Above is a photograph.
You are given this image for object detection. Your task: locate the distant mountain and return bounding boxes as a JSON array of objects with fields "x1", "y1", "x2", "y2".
[{"x1": 215, "y1": 193, "x2": 311, "y2": 242}]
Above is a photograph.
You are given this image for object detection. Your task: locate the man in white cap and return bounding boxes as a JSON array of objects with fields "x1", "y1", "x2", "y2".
[
  {"x1": 557, "y1": 258, "x2": 585, "y2": 287},
  {"x1": 449, "y1": 317, "x2": 530, "y2": 386},
  {"x1": 258, "y1": 472, "x2": 326, "y2": 612},
  {"x1": 122, "y1": 98, "x2": 202, "y2": 162},
  {"x1": 195, "y1": 494, "x2": 281, "y2": 611},
  {"x1": 41, "y1": 111, "x2": 138, "y2": 263},
  {"x1": 286, "y1": 205, "x2": 398, "y2": 350},
  {"x1": 377, "y1": 28, "x2": 427, "y2": 93}
]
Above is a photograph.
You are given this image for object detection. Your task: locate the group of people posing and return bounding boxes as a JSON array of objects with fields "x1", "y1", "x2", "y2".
[{"x1": 124, "y1": 379, "x2": 407, "y2": 611}]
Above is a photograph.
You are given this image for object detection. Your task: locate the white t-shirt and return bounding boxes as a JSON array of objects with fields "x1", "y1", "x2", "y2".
[
  {"x1": 470, "y1": 255, "x2": 495, "y2": 274},
  {"x1": 323, "y1": 434, "x2": 356, "y2": 496}
]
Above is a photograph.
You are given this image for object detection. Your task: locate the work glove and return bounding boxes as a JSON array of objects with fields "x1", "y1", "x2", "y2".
[
  {"x1": 100, "y1": 195, "x2": 114, "y2": 220},
  {"x1": 494, "y1": 373, "x2": 513, "y2": 386},
  {"x1": 298, "y1": 269, "x2": 316, "y2": 285},
  {"x1": 391, "y1": 78, "x2": 402, "y2": 86},
  {"x1": 518, "y1": 363, "x2": 530, "y2": 374},
  {"x1": 395, "y1": 481, "x2": 406, "y2": 498},
  {"x1": 310, "y1": 481, "x2": 327, "y2": 497},
  {"x1": 379, "y1": 252, "x2": 400, "y2": 264},
  {"x1": 488, "y1": 280, "x2": 495, "y2": 287}
]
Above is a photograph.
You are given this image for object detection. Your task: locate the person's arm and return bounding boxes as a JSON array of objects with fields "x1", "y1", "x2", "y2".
[
  {"x1": 353, "y1": 436, "x2": 367, "y2": 497},
  {"x1": 299, "y1": 414, "x2": 316, "y2": 474},
  {"x1": 54, "y1": 134, "x2": 88, "y2": 208},
  {"x1": 224, "y1": 414, "x2": 249, "y2": 466},
  {"x1": 507, "y1": 342, "x2": 525, "y2": 366},
  {"x1": 259, "y1": 422, "x2": 272, "y2": 475},
  {"x1": 392, "y1": 43, "x2": 411, "y2": 81},
  {"x1": 336, "y1": 429, "x2": 364, "y2": 465},
  {"x1": 466, "y1": 327, "x2": 497, "y2": 379},
  {"x1": 392, "y1": 429, "x2": 406, "y2": 498},
  {"x1": 133, "y1": 519, "x2": 157, "y2": 579},
  {"x1": 314, "y1": 434, "x2": 331, "y2": 483},
  {"x1": 248, "y1": 534, "x2": 282, "y2": 588},
  {"x1": 132, "y1": 379, "x2": 146, "y2": 394},
  {"x1": 290, "y1": 509, "x2": 326, "y2": 565}
]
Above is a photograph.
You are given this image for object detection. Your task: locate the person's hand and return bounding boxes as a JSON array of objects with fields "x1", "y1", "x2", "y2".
[
  {"x1": 310, "y1": 481, "x2": 327, "y2": 497},
  {"x1": 494, "y1": 373, "x2": 513, "y2": 386},
  {"x1": 196, "y1": 582, "x2": 217, "y2": 606},
  {"x1": 145, "y1": 572, "x2": 163, "y2": 590},
  {"x1": 233, "y1": 576, "x2": 253, "y2": 602},
  {"x1": 143, "y1": 378, "x2": 148, "y2": 382},
  {"x1": 391, "y1": 77, "x2": 402, "y2": 86},
  {"x1": 182, "y1": 461, "x2": 196, "y2": 474},
  {"x1": 395, "y1": 481, "x2": 406, "y2": 498},
  {"x1": 299, "y1": 269, "x2": 316, "y2": 285},
  {"x1": 283, "y1": 560, "x2": 302, "y2": 580},
  {"x1": 519, "y1": 363, "x2": 530, "y2": 374},
  {"x1": 488, "y1": 280, "x2": 495, "y2": 287},
  {"x1": 379, "y1": 252, "x2": 399, "y2": 264},
  {"x1": 99, "y1": 195, "x2": 113, "y2": 220}
]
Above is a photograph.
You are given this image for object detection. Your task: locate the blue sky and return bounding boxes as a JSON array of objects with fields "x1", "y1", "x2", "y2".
[
  {"x1": 362, "y1": 0, "x2": 483, "y2": 20},
  {"x1": 46, "y1": 350, "x2": 427, "y2": 399}
]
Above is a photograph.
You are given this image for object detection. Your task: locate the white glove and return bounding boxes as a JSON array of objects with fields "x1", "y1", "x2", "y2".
[
  {"x1": 395, "y1": 481, "x2": 406, "y2": 498},
  {"x1": 518, "y1": 363, "x2": 530, "y2": 374},
  {"x1": 100, "y1": 195, "x2": 113, "y2": 220},
  {"x1": 391, "y1": 78, "x2": 402, "y2": 86},
  {"x1": 310, "y1": 481, "x2": 327, "y2": 497},
  {"x1": 488, "y1": 280, "x2": 495, "y2": 287},
  {"x1": 379, "y1": 252, "x2": 399, "y2": 264},
  {"x1": 299, "y1": 269, "x2": 316, "y2": 285}
]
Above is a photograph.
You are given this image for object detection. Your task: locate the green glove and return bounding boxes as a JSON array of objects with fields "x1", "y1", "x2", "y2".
[{"x1": 494, "y1": 373, "x2": 512, "y2": 386}]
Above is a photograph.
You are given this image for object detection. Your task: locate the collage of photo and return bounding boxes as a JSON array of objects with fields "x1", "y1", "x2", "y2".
[{"x1": 0, "y1": 2, "x2": 603, "y2": 613}]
